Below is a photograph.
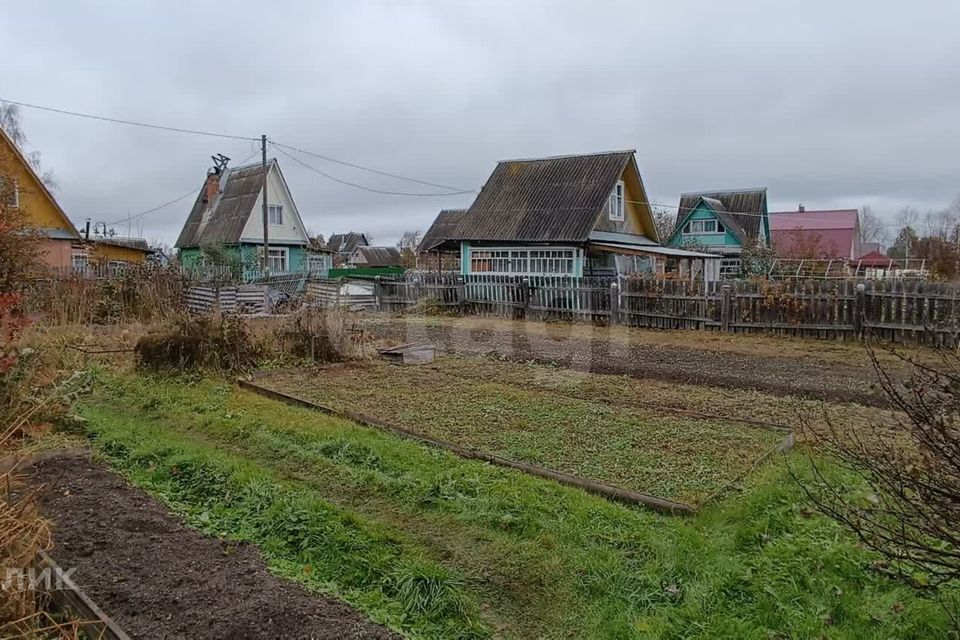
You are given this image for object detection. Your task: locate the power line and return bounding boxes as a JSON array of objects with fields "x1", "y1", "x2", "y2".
[
  {"x1": 0, "y1": 97, "x2": 258, "y2": 141},
  {"x1": 101, "y1": 150, "x2": 261, "y2": 226},
  {"x1": 270, "y1": 140, "x2": 469, "y2": 193},
  {"x1": 271, "y1": 143, "x2": 477, "y2": 197}
]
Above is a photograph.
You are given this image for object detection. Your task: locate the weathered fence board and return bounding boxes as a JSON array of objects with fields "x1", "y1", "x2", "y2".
[{"x1": 370, "y1": 274, "x2": 960, "y2": 347}]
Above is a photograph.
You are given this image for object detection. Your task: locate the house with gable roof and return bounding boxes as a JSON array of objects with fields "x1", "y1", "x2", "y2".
[
  {"x1": 422, "y1": 150, "x2": 720, "y2": 279},
  {"x1": 665, "y1": 188, "x2": 770, "y2": 277},
  {"x1": 175, "y1": 157, "x2": 322, "y2": 277},
  {"x1": 0, "y1": 126, "x2": 87, "y2": 270}
]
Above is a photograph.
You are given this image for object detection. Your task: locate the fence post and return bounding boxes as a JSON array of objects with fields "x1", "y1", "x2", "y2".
[
  {"x1": 521, "y1": 277, "x2": 531, "y2": 319},
  {"x1": 457, "y1": 276, "x2": 466, "y2": 315},
  {"x1": 374, "y1": 276, "x2": 382, "y2": 312},
  {"x1": 609, "y1": 280, "x2": 620, "y2": 326},
  {"x1": 720, "y1": 284, "x2": 731, "y2": 332},
  {"x1": 853, "y1": 282, "x2": 865, "y2": 340}
]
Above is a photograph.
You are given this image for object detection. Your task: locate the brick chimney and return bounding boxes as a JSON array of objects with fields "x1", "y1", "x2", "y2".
[{"x1": 202, "y1": 169, "x2": 221, "y2": 208}]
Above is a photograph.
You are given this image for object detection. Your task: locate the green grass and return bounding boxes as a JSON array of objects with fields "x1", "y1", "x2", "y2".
[
  {"x1": 78, "y1": 372, "x2": 954, "y2": 639},
  {"x1": 258, "y1": 361, "x2": 785, "y2": 505}
]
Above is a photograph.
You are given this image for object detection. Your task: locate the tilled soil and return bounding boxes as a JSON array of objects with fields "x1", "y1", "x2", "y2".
[
  {"x1": 371, "y1": 317, "x2": 892, "y2": 406},
  {"x1": 30, "y1": 453, "x2": 398, "y2": 640}
]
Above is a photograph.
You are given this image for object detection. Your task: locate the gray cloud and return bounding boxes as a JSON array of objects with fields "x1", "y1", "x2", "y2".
[{"x1": 2, "y1": 0, "x2": 958, "y2": 247}]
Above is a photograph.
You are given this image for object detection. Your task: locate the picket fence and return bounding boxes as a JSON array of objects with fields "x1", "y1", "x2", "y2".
[{"x1": 376, "y1": 273, "x2": 960, "y2": 346}]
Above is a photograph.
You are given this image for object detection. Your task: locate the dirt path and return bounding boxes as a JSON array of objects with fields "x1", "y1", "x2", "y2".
[
  {"x1": 369, "y1": 316, "x2": 897, "y2": 406},
  {"x1": 30, "y1": 453, "x2": 398, "y2": 640}
]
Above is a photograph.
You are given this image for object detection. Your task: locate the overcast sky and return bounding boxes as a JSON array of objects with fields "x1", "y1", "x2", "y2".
[{"x1": 2, "y1": 1, "x2": 958, "y2": 248}]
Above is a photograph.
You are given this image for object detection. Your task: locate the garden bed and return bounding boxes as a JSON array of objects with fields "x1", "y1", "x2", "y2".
[
  {"x1": 30, "y1": 453, "x2": 398, "y2": 640},
  {"x1": 255, "y1": 359, "x2": 786, "y2": 506}
]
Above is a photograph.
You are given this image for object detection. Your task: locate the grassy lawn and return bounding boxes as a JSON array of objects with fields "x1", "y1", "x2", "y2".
[
  {"x1": 78, "y1": 372, "x2": 952, "y2": 639},
  {"x1": 258, "y1": 361, "x2": 786, "y2": 505}
]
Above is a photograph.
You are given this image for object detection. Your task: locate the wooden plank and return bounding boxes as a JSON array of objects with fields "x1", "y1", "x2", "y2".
[{"x1": 37, "y1": 550, "x2": 132, "y2": 640}]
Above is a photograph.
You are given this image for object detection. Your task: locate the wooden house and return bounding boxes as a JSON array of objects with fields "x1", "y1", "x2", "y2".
[
  {"x1": 0, "y1": 126, "x2": 87, "y2": 270},
  {"x1": 347, "y1": 246, "x2": 402, "y2": 268},
  {"x1": 91, "y1": 236, "x2": 154, "y2": 267},
  {"x1": 175, "y1": 158, "x2": 314, "y2": 277},
  {"x1": 327, "y1": 232, "x2": 369, "y2": 267},
  {"x1": 430, "y1": 150, "x2": 719, "y2": 279},
  {"x1": 416, "y1": 208, "x2": 466, "y2": 271},
  {"x1": 666, "y1": 188, "x2": 770, "y2": 277}
]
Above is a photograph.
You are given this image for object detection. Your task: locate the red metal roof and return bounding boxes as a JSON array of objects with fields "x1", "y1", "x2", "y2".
[
  {"x1": 770, "y1": 209, "x2": 859, "y2": 259},
  {"x1": 853, "y1": 250, "x2": 898, "y2": 268}
]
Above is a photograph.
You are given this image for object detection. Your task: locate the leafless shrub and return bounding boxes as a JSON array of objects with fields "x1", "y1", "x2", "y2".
[
  {"x1": 136, "y1": 314, "x2": 261, "y2": 373},
  {"x1": 800, "y1": 342, "x2": 960, "y2": 592}
]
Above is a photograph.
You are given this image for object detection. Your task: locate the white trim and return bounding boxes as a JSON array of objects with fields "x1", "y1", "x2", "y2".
[
  {"x1": 267, "y1": 203, "x2": 284, "y2": 225},
  {"x1": 267, "y1": 246, "x2": 289, "y2": 273},
  {"x1": 468, "y1": 245, "x2": 577, "y2": 276},
  {"x1": 608, "y1": 180, "x2": 625, "y2": 221}
]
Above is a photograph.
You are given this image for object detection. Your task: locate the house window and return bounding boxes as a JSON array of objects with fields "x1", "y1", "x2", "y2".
[
  {"x1": 71, "y1": 251, "x2": 88, "y2": 272},
  {"x1": 608, "y1": 181, "x2": 624, "y2": 221},
  {"x1": 469, "y1": 248, "x2": 575, "y2": 275},
  {"x1": 268, "y1": 204, "x2": 284, "y2": 225},
  {"x1": 0, "y1": 177, "x2": 19, "y2": 208},
  {"x1": 720, "y1": 258, "x2": 741, "y2": 277},
  {"x1": 685, "y1": 219, "x2": 723, "y2": 234},
  {"x1": 307, "y1": 254, "x2": 328, "y2": 273},
  {"x1": 267, "y1": 247, "x2": 288, "y2": 273},
  {"x1": 529, "y1": 249, "x2": 575, "y2": 274}
]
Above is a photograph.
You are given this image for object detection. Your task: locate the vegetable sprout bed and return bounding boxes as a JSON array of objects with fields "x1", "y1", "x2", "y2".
[{"x1": 257, "y1": 357, "x2": 787, "y2": 505}]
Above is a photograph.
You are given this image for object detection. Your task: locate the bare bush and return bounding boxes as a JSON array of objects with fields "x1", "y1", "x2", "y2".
[
  {"x1": 801, "y1": 344, "x2": 960, "y2": 590},
  {"x1": 136, "y1": 314, "x2": 261, "y2": 373}
]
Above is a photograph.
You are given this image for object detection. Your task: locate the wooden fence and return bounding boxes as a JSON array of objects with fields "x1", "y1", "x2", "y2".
[{"x1": 375, "y1": 274, "x2": 960, "y2": 346}]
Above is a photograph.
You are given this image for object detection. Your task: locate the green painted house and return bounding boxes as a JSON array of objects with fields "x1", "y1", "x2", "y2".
[
  {"x1": 175, "y1": 158, "x2": 329, "y2": 278},
  {"x1": 419, "y1": 150, "x2": 718, "y2": 279},
  {"x1": 666, "y1": 188, "x2": 770, "y2": 277}
]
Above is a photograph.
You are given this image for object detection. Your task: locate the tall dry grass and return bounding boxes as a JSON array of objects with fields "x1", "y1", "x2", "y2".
[{"x1": 23, "y1": 267, "x2": 187, "y2": 326}]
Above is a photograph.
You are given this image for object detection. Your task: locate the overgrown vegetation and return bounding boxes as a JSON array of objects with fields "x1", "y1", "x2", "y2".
[
  {"x1": 136, "y1": 314, "x2": 261, "y2": 373},
  {"x1": 78, "y1": 372, "x2": 956, "y2": 638}
]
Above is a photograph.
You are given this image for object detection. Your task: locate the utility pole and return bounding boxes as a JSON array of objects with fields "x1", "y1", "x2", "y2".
[{"x1": 261, "y1": 134, "x2": 270, "y2": 276}]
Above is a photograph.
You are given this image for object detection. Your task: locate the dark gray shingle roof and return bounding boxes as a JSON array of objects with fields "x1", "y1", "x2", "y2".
[
  {"x1": 327, "y1": 232, "x2": 369, "y2": 254},
  {"x1": 353, "y1": 246, "x2": 401, "y2": 267},
  {"x1": 674, "y1": 188, "x2": 767, "y2": 242},
  {"x1": 417, "y1": 209, "x2": 467, "y2": 252},
  {"x1": 175, "y1": 161, "x2": 273, "y2": 248},
  {"x1": 450, "y1": 151, "x2": 635, "y2": 243},
  {"x1": 95, "y1": 237, "x2": 152, "y2": 251}
]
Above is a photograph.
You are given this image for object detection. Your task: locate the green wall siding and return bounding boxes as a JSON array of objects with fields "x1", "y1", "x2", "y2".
[{"x1": 668, "y1": 203, "x2": 741, "y2": 249}]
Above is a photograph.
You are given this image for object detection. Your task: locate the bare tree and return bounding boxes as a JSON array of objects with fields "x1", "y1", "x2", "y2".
[
  {"x1": 652, "y1": 207, "x2": 676, "y2": 242},
  {"x1": 396, "y1": 229, "x2": 423, "y2": 252},
  {"x1": 800, "y1": 344, "x2": 960, "y2": 595},
  {"x1": 0, "y1": 103, "x2": 57, "y2": 191},
  {"x1": 396, "y1": 229, "x2": 423, "y2": 269},
  {"x1": 860, "y1": 205, "x2": 889, "y2": 246}
]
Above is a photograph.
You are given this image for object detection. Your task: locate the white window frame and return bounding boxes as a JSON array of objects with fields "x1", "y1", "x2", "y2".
[
  {"x1": 687, "y1": 219, "x2": 720, "y2": 234},
  {"x1": 608, "y1": 180, "x2": 625, "y2": 221},
  {"x1": 307, "y1": 254, "x2": 328, "y2": 272},
  {"x1": 719, "y1": 258, "x2": 741, "y2": 277},
  {"x1": 71, "y1": 251, "x2": 89, "y2": 272},
  {"x1": 469, "y1": 247, "x2": 576, "y2": 276},
  {"x1": 267, "y1": 204, "x2": 284, "y2": 225},
  {"x1": 267, "y1": 247, "x2": 288, "y2": 273}
]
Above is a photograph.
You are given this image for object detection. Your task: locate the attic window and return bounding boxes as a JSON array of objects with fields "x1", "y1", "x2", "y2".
[
  {"x1": 0, "y1": 177, "x2": 19, "y2": 209},
  {"x1": 608, "y1": 181, "x2": 624, "y2": 221},
  {"x1": 268, "y1": 204, "x2": 284, "y2": 225},
  {"x1": 687, "y1": 219, "x2": 721, "y2": 234}
]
